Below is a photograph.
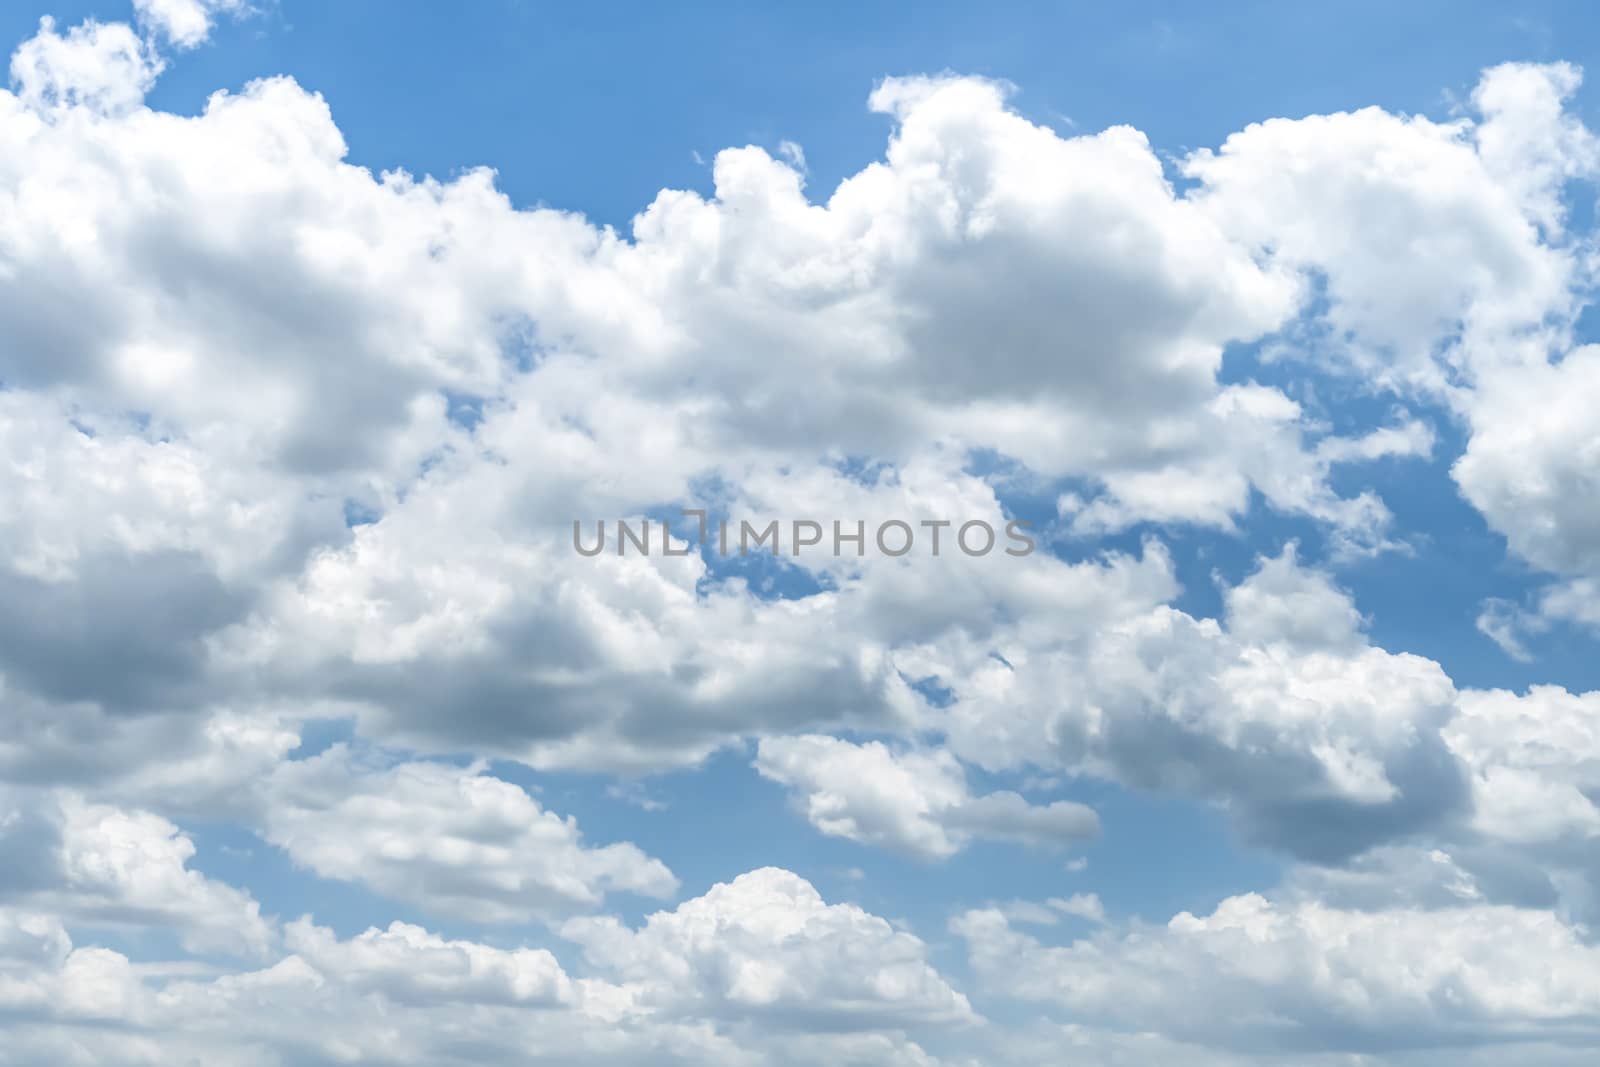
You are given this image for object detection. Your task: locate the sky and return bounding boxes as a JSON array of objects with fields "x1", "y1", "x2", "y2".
[{"x1": 3, "y1": 1, "x2": 1600, "y2": 1065}]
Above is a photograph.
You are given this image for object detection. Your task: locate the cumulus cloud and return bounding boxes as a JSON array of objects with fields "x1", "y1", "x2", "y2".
[
  {"x1": 1182, "y1": 59, "x2": 1600, "y2": 629},
  {"x1": 956, "y1": 891, "x2": 1600, "y2": 1056},
  {"x1": 257, "y1": 745, "x2": 680, "y2": 921},
  {"x1": 561, "y1": 867, "x2": 976, "y2": 1029},
  {"x1": 755, "y1": 734, "x2": 1097, "y2": 860},
  {"x1": 281, "y1": 917, "x2": 580, "y2": 1008},
  {"x1": 1184, "y1": 62, "x2": 1592, "y2": 389},
  {"x1": 1446, "y1": 686, "x2": 1600, "y2": 847},
  {"x1": 4, "y1": 9, "x2": 1600, "y2": 1064},
  {"x1": 1454, "y1": 347, "x2": 1600, "y2": 609},
  {"x1": 133, "y1": 0, "x2": 246, "y2": 49},
  {"x1": 0, "y1": 8, "x2": 1467, "y2": 791},
  {"x1": 0, "y1": 792, "x2": 272, "y2": 958},
  {"x1": 0, "y1": 867, "x2": 969, "y2": 1067},
  {"x1": 8, "y1": 16, "x2": 159, "y2": 113},
  {"x1": 928, "y1": 546, "x2": 1466, "y2": 862}
]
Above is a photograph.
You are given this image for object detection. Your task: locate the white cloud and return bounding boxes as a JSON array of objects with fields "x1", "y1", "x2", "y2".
[
  {"x1": 934, "y1": 547, "x2": 1465, "y2": 861},
  {"x1": 0, "y1": 792, "x2": 272, "y2": 958},
  {"x1": 282, "y1": 917, "x2": 578, "y2": 1008},
  {"x1": 0, "y1": 912, "x2": 151, "y2": 1031},
  {"x1": 133, "y1": 0, "x2": 246, "y2": 49},
  {"x1": 1475, "y1": 597, "x2": 1541, "y2": 661},
  {"x1": 561, "y1": 867, "x2": 976, "y2": 1029},
  {"x1": 0, "y1": 866, "x2": 971, "y2": 1066},
  {"x1": 997, "y1": 894, "x2": 1106, "y2": 927},
  {"x1": 1446, "y1": 686, "x2": 1600, "y2": 846},
  {"x1": 1046, "y1": 893, "x2": 1105, "y2": 923},
  {"x1": 8, "y1": 16, "x2": 159, "y2": 113},
  {"x1": 0, "y1": 10, "x2": 1479, "y2": 795},
  {"x1": 1280, "y1": 845, "x2": 1488, "y2": 911},
  {"x1": 2, "y1": 13, "x2": 1600, "y2": 1063},
  {"x1": 1181, "y1": 59, "x2": 1600, "y2": 627},
  {"x1": 1454, "y1": 347, "x2": 1600, "y2": 602},
  {"x1": 258, "y1": 745, "x2": 680, "y2": 921},
  {"x1": 1220, "y1": 541, "x2": 1367, "y2": 652},
  {"x1": 1184, "y1": 62, "x2": 1589, "y2": 390},
  {"x1": 755, "y1": 734, "x2": 1097, "y2": 860},
  {"x1": 957, "y1": 891, "x2": 1600, "y2": 1055}
]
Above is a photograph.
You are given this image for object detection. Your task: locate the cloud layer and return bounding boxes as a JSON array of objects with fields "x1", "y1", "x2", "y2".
[{"x1": 2, "y1": 9, "x2": 1600, "y2": 1065}]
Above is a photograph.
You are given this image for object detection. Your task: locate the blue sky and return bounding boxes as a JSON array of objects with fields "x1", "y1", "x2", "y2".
[
  {"x1": 4, "y1": 3, "x2": 1600, "y2": 1065},
  {"x1": 9, "y1": 0, "x2": 1599, "y2": 227}
]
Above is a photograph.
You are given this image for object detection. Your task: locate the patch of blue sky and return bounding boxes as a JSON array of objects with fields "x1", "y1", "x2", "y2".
[{"x1": 638, "y1": 498, "x2": 834, "y2": 602}]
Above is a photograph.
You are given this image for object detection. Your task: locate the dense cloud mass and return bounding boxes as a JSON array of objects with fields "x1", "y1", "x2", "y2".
[
  {"x1": 957, "y1": 890, "x2": 1600, "y2": 1054},
  {"x1": 2, "y1": 5, "x2": 1600, "y2": 1063}
]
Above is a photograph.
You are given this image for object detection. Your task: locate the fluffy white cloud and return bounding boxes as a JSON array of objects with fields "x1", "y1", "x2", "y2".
[
  {"x1": 0, "y1": 793, "x2": 271, "y2": 958},
  {"x1": 1446, "y1": 686, "x2": 1600, "y2": 847},
  {"x1": 927, "y1": 547, "x2": 1465, "y2": 861},
  {"x1": 0, "y1": 911, "x2": 151, "y2": 1033},
  {"x1": 562, "y1": 867, "x2": 976, "y2": 1029},
  {"x1": 0, "y1": 698, "x2": 307, "y2": 823},
  {"x1": 257, "y1": 746, "x2": 679, "y2": 921},
  {"x1": 0, "y1": 914, "x2": 703, "y2": 1067},
  {"x1": 0, "y1": 866, "x2": 970, "y2": 1067},
  {"x1": 133, "y1": 0, "x2": 245, "y2": 49},
  {"x1": 754, "y1": 734, "x2": 1097, "y2": 860},
  {"x1": 281, "y1": 917, "x2": 579, "y2": 1008},
  {"x1": 0, "y1": 7, "x2": 1464, "y2": 794},
  {"x1": 1454, "y1": 347, "x2": 1600, "y2": 602},
  {"x1": 1185, "y1": 62, "x2": 1591, "y2": 389},
  {"x1": 8, "y1": 16, "x2": 159, "y2": 114},
  {"x1": 1183, "y1": 59, "x2": 1600, "y2": 624},
  {"x1": 957, "y1": 890, "x2": 1600, "y2": 1056},
  {"x1": 4, "y1": 10, "x2": 1600, "y2": 1064}
]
